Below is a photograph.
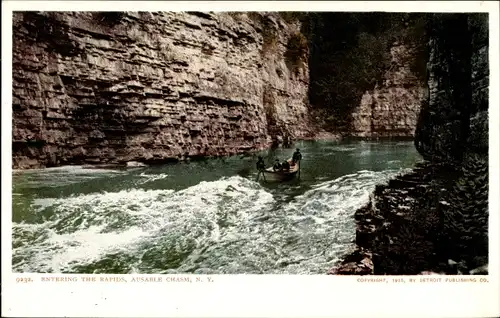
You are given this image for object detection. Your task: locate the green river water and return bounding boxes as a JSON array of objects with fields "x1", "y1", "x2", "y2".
[{"x1": 12, "y1": 140, "x2": 421, "y2": 274}]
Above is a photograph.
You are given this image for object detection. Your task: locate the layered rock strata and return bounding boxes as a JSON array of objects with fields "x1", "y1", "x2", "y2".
[
  {"x1": 415, "y1": 14, "x2": 488, "y2": 161},
  {"x1": 332, "y1": 13, "x2": 489, "y2": 275},
  {"x1": 12, "y1": 12, "x2": 313, "y2": 169},
  {"x1": 351, "y1": 43, "x2": 426, "y2": 138},
  {"x1": 331, "y1": 157, "x2": 488, "y2": 275}
]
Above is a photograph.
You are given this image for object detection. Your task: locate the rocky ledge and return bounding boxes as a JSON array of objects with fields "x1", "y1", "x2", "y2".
[
  {"x1": 12, "y1": 12, "x2": 314, "y2": 169},
  {"x1": 330, "y1": 154, "x2": 488, "y2": 275}
]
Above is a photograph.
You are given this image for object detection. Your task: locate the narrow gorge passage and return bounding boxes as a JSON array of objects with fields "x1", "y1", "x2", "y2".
[
  {"x1": 9, "y1": 10, "x2": 490, "y2": 277},
  {"x1": 12, "y1": 140, "x2": 421, "y2": 274},
  {"x1": 6, "y1": 5, "x2": 495, "y2": 318}
]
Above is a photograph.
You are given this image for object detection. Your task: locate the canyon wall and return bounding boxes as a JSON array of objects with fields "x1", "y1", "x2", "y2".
[
  {"x1": 332, "y1": 13, "x2": 490, "y2": 275},
  {"x1": 415, "y1": 13, "x2": 489, "y2": 161},
  {"x1": 12, "y1": 12, "x2": 313, "y2": 169},
  {"x1": 304, "y1": 13, "x2": 427, "y2": 137},
  {"x1": 351, "y1": 42, "x2": 426, "y2": 138}
]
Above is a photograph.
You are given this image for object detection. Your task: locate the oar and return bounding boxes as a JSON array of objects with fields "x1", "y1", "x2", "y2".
[
  {"x1": 256, "y1": 168, "x2": 268, "y2": 182},
  {"x1": 298, "y1": 160, "x2": 301, "y2": 181}
]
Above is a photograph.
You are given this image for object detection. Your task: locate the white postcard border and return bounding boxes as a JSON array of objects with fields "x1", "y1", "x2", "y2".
[{"x1": 2, "y1": 1, "x2": 499, "y2": 317}]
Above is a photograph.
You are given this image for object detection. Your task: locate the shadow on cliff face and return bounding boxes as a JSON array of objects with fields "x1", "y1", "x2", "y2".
[
  {"x1": 415, "y1": 13, "x2": 489, "y2": 163},
  {"x1": 22, "y1": 12, "x2": 84, "y2": 57},
  {"x1": 301, "y1": 12, "x2": 429, "y2": 132},
  {"x1": 373, "y1": 155, "x2": 487, "y2": 275},
  {"x1": 409, "y1": 13, "x2": 489, "y2": 273},
  {"x1": 332, "y1": 13, "x2": 489, "y2": 276},
  {"x1": 62, "y1": 76, "x2": 160, "y2": 165}
]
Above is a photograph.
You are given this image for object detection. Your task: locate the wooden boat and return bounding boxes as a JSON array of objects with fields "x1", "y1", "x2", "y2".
[{"x1": 258, "y1": 159, "x2": 300, "y2": 182}]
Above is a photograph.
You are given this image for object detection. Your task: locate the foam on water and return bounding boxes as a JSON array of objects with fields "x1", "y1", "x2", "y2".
[
  {"x1": 264, "y1": 169, "x2": 404, "y2": 274},
  {"x1": 16, "y1": 165, "x2": 125, "y2": 175},
  {"x1": 333, "y1": 146, "x2": 357, "y2": 152},
  {"x1": 12, "y1": 163, "x2": 413, "y2": 274},
  {"x1": 13, "y1": 165, "x2": 126, "y2": 189},
  {"x1": 387, "y1": 160, "x2": 401, "y2": 164},
  {"x1": 12, "y1": 176, "x2": 275, "y2": 273},
  {"x1": 137, "y1": 172, "x2": 170, "y2": 184}
]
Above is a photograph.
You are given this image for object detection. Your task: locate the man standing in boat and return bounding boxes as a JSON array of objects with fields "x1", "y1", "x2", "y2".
[
  {"x1": 292, "y1": 148, "x2": 302, "y2": 165},
  {"x1": 256, "y1": 156, "x2": 265, "y2": 171}
]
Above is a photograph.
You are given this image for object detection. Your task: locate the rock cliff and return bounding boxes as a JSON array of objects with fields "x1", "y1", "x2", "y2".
[
  {"x1": 331, "y1": 13, "x2": 489, "y2": 275},
  {"x1": 415, "y1": 13, "x2": 488, "y2": 161},
  {"x1": 304, "y1": 13, "x2": 427, "y2": 137},
  {"x1": 12, "y1": 12, "x2": 313, "y2": 169},
  {"x1": 351, "y1": 42, "x2": 426, "y2": 138}
]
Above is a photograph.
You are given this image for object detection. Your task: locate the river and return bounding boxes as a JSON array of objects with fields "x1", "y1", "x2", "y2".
[{"x1": 12, "y1": 140, "x2": 421, "y2": 274}]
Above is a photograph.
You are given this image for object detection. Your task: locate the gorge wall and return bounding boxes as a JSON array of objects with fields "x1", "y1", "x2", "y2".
[
  {"x1": 413, "y1": 13, "x2": 489, "y2": 272},
  {"x1": 350, "y1": 42, "x2": 426, "y2": 138},
  {"x1": 12, "y1": 11, "x2": 313, "y2": 169},
  {"x1": 415, "y1": 13, "x2": 489, "y2": 161},
  {"x1": 332, "y1": 13, "x2": 489, "y2": 275},
  {"x1": 304, "y1": 13, "x2": 427, "y2": 137}
]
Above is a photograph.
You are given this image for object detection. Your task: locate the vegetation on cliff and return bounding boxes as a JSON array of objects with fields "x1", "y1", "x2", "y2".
[
  {"x1": 284, "y1": 32, "x2": 308, "y2": 76},
  {"x1": 301, "y1": 12, "x2": 429, "y2": 131},
  {"x1": 12, "y1": 11, "x2": 313, "y2": 168},
  {"x1": 411, "y1": 14, "x2": 489, "y2": 274},
  {"x1": 332, "y1": 12, "x2": 489, "y2": 275},
  {"x1": 415, "y1": 13, "x2": 488, "y2": 163}
]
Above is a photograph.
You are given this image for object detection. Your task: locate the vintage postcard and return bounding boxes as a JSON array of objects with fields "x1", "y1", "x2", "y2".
[{"x1": 2, "y1": 1, "x2": 499, "y2": 317}]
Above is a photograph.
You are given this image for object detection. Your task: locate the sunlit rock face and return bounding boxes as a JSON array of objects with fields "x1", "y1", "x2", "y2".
[
  {"x1": 12, "y1": 12, "x2": 313, "y2": 169},
  {"x1": 351, "y1": 42, "x2": 426, "y2": 138},
  {"x1": 303, "y1": 13, "x2": 429, "y2": 138},
  {"x1": 414, "y1": 13, "x2": 489, "y2": 162}
]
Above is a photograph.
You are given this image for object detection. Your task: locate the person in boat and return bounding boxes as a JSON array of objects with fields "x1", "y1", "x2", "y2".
[
  {"x1": 292, "y1": 148, "x2": 302, "y2": 165},
  {"x1": 281, "y1": 160, "x2": 290, "y2": 171},
  {"x1": 273, "y1": 159, "x2": 282, "y2": 171},
  {"x1": 256, "y1": 156, "x2": 265, "y2": 171}
]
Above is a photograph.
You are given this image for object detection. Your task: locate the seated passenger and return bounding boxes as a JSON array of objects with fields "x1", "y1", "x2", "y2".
[
  {"x1": 282, "y1": 160, "x2": 290, "y2": 171},
  {"x1": 273, "y1": 159, "x2": 282, "y2": 171}
]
